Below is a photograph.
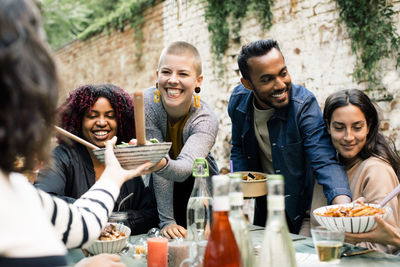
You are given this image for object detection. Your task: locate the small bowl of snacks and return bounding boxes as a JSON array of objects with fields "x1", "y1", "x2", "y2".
[
  {"x1": 313, "y1": 203, "x2": 391, "y2": 233},
  {"x1": 85, "y1": 223, "x2": 131, "y2": 255},
  {"x1": 93, "y1": 139, "x2": 172, "y2": 169},
  {"x1": 234, "y1": 171, "x2": 267, "y2": 198}
]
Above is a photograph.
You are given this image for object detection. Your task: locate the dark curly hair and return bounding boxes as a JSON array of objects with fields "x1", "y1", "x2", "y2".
[
  {"x1": 0, "y1": 0, "x2": 58, "y2": 174},
  {"x1": 324, "y1": 89, "x2": 400, "y2": 178},
  {"x1": 57, "y1": 84, "x2": 135, "y2": 145},
  {"x1": 238, "y1": 39, "x2": 281, "y2": 81}
]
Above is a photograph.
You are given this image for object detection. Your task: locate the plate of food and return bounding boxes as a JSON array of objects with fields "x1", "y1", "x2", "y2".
[
  {"x1": 234, "y1": 171, "x2": 267, "y2": 197},
  {"x1": 85, "y1": 223, "x2": 131, "y2": 255},
  {"x1": 313, "y1": 203, "x2": 391, "y2": 233}
]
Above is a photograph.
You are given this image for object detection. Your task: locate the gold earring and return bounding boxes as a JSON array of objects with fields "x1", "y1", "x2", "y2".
[
  {"x1": 194, "y1": 95, "x2": 200, "y2": 108},
  {"x1": 154, "y1": 84, "x2": 160, "y2": 103},
  {"x1": 194, "y1": 87, "x2": 201, "y2": 108}
]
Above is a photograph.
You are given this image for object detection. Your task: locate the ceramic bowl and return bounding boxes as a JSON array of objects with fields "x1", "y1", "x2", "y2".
[
  {"x1": 85, "y1": 223, "x2": 131, "y2": 255},
  {"x1": 234, "y1": 171, "x2": 268, "y2": 198},
  {"x1": 93, "y1": 142, "x2": 171, "y2": 169},
  {"x1": 313, "y1": 203, "x2": 391, "y2": 233}
]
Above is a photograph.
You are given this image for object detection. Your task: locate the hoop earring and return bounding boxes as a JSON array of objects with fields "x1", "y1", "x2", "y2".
[{"x1": 154, "y1": 84, "x2": 160, "y2": 103}]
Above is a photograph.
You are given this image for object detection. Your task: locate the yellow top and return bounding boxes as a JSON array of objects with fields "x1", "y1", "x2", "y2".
[{"x1": 166, "y1": 113, "x2": 190, "y2": 159}]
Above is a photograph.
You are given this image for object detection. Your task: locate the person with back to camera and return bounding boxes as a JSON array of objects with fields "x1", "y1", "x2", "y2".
[
  {"x1": 35, "y1": 84, "x2": 159, "y2": 235},
  {"x1": 311, "y1": 89, "x2": 400, "y2": 253},
  {"x1": 228, "y1": 39, "x2": 352, "y2": 234},
  {"x1": 0, "y1": 0, "x2": 153, "y2": 266},
  {"x1": 143, "y1": 41, "x2": 219, "y2": 239}
]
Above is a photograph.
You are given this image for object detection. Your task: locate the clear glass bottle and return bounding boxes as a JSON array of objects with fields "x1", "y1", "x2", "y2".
[
  {"x1": 229, "y1": 173, "x2": 254, "y2": 267},
  {"x1": 186, "y1": 158, "x2": 213, "y2": 242},
  {"x1": 259, "y1": 174, "x2": 296, "y2": 267},
  {"x1": 109, "y1": 211, "x2": 129, "y2": 227},
  {"x1": 203, "y1": 175, "x2": 242, "y2": 267}
]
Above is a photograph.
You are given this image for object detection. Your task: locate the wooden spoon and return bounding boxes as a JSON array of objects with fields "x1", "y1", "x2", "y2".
[
  {"x1": 133, "y1": 91, "x2": 146, "y2": 146},
  {"x1": 54, "y1": 126, "x2": 100, "y2": 150}
]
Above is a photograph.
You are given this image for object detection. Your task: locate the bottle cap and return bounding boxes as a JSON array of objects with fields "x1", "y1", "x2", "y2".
[
  {"x1": 192, "y1": 157, "x2": 209, "y2": 177},
  {"x1": 228, "y1": 173, "x2": 242, "y2": 179},
  {"x1": 267, "y1": 174, "x2": 284, "y2": 181}
]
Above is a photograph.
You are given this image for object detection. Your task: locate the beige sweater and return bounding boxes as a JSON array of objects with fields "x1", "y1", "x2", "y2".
[{"x1": 310, "y1": 156, "x2": 400, "y2": 254}]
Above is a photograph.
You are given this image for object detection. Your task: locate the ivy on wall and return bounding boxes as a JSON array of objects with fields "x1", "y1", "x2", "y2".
[
  {"x1": 203, "y1": 0, "x2": 274, "y2": 61},
  {"x1": 77, "y1": 0, "x2": 159, "y2": 63},
  {"x1": 44, "y1": 0, "x2": 400, "y2": 89},
  {"x1": 335, "y1": 0, "x2": 400, "y2": 91},
  {"x1": 203, "y1": 0, "x2": 400, "y2": 91}
]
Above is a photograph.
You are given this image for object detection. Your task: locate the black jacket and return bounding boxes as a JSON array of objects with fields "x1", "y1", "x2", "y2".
[{"x1": 34, "y1": 143, "x2": 159, "y2": 234}]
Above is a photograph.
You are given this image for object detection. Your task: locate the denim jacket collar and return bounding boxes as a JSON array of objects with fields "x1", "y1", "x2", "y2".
[{"x1": 235, "y1": 84, "x2": 293, "y2": 122}]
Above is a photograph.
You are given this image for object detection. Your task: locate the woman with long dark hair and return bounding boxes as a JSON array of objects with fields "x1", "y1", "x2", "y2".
[{"x1": 311, "y1": 89, "x2": 400, "y2": 253}]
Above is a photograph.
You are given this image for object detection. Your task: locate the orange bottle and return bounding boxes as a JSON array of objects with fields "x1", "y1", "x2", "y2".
[{"x1": 203, "y1": 175, "x2": 242, "y2": 267}]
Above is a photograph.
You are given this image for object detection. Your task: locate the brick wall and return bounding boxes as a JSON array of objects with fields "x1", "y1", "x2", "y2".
[{"x1": 54, "y1": 0, "x2": 400, "y2": 169}]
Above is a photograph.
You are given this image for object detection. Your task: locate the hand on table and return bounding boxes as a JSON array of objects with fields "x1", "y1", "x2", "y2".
[
  {"x1": 75, "y1": 253, "x2": 125, "y2": 267},
  {"x1": 161, "y1": 224, "x2": 187, "y2": 239}
]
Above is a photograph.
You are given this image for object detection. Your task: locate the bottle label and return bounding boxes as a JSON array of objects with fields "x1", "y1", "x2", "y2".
[
  {"x1": 267, "y1": 195, "x2": 284, "y2": 210},
  {"x1": 229, "y1": 192, "x2": 244, "y2": 206},
  {"x1": 213, "y1": 196, "x2": 230, "y2": 211}
]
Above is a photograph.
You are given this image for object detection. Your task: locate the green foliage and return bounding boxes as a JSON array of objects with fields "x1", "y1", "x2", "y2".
[
  {"x1": 41, "y1": 0, "x2": 160, "y2": 54},
  {"x1": 40, "y1": 0, "x2": 94, "y2": 49},
  {"x1": 77, "y1": 0, "x2": 159, "y2": 63},
  {"x1": 335, "y1": 0, "x2": 400, "y2": 90},
  {"x1": 203, "y1": 0, "x2": 274, "y2": 60}
]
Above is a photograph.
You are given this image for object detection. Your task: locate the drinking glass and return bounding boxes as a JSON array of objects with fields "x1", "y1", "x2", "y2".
[
  {"x1": 311, "y1": 226, "x2": 345, "y2": 264},
  {"x1": 179, "y1": 240, "x2": 207, "y2": 267}
]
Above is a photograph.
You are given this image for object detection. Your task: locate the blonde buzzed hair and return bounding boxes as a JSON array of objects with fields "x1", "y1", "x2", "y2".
[{"x1": 158, "y1": 41, "x2": 202, "y2": 75}]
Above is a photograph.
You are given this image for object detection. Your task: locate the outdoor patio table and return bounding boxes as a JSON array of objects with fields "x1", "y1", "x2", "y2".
[{"x1": 67, "y1": 225, "x2": 400, "y2": 266}]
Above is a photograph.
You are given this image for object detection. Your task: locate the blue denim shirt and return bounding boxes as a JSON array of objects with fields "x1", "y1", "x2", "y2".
[{"x1": 228, "y1": 83, "x2": 352, "y2": 233}]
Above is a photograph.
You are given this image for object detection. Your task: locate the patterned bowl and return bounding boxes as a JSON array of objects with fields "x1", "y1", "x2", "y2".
[
  {"x1": 313, "y1": 203, "x2": 391, "y2": 233},
  {"x1": 85, "y1": 223, "x2": 131, "y2": 255},
  {"x1": 93, "y1": 142, "x2": 172, "y2": 169}
]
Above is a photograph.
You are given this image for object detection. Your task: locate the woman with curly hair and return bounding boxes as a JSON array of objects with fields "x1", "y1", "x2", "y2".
[{"x1": 35, "y1": 84, "x2": 159, "y2": 235}]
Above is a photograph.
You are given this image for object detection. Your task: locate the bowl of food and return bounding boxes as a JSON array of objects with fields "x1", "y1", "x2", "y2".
[
  {"x1": 93, "y1": 140, "x2": 172, "y2": 169},
  {"x1": 313, "y1": 203, "x2": 391, "y2": 233},
  {"x1": 85, "y1": 223, "x2": 131, "y2": 255},
  {"x1": 234, "y1": 171, "x2": 267, "y2": 198}
]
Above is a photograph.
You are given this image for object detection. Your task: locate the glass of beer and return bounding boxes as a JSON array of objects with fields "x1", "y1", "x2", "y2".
[{"x1": 311, "y1": 226, "x2": 345, "y2": 264}]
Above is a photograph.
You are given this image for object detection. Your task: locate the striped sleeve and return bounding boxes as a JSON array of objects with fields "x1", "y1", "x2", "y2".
[{"x1": 38, "y1": 179, "x2": 120, "y2": 249}]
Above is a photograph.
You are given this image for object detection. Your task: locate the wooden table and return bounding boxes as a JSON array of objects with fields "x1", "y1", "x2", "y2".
[{"x1": 67, "y1": 225, "x2": 400, "y2": 266}]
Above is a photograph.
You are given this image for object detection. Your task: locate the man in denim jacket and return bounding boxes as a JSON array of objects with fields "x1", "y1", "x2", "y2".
[{"x1": 228, "y1": 39, "x2": 352, "y2": 233}]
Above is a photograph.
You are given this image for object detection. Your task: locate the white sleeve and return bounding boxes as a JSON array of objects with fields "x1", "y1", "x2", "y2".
[{"x1": 38, "y1": 179, "x2": 120, "y2": 249}]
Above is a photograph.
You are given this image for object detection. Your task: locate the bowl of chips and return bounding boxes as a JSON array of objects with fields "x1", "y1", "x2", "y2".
[
  {"x1": 234, "y1": 171, "x2": 267, "y2": 198},
  {"x1": 85, "y1": 223, "x2": 131, "y2": 255},
  {"x1": 93, "y1": 141, "x2": 172, "y2": 169},
  {"x1": 313, "y1": 203, "x2": 391, "y2": 233}
]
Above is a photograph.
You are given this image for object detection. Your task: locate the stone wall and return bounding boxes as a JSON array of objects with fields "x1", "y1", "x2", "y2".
[{"x1": 54, "y1": 0, "x2": 400, "y2": 170}]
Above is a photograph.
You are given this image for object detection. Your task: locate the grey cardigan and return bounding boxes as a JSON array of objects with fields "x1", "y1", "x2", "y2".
[{"x1": 144, "y1": 87, "x2": 219, "y2": 228}]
